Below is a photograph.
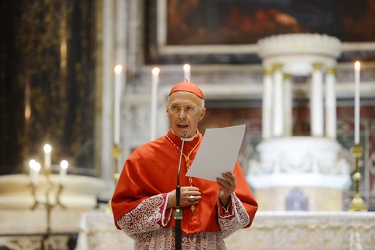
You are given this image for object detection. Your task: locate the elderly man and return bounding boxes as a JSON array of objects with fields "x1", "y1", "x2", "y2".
[{"x1": 111, "y1": 81, "x2": 258, "y2": 249}]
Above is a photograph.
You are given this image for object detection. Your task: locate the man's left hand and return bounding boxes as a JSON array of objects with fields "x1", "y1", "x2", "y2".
[{"x1": 216, "y1": 172, "x2": 236, "y2": 206}]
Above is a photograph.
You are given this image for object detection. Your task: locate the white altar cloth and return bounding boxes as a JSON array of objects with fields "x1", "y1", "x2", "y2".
[{"x1": 76, "y1": 211, "x2": 375, "y2": 250}]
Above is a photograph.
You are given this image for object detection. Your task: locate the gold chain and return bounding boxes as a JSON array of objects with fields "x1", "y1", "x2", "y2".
[{"x1": 166, "y1": 134, "x2": 201, "y2": 213}]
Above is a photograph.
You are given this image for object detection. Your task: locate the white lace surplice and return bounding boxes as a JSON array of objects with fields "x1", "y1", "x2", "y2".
[{"x1": 116, "y1": 193, "x2": 251, "y2": 249}]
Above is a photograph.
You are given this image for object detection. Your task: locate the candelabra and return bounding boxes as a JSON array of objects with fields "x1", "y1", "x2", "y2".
[
  {"x1": 349, "y1": 144, "x2": 367, "y2": 212},
  {"x1": 29, "y1": 144, "x2": 69, "y2": 250}
]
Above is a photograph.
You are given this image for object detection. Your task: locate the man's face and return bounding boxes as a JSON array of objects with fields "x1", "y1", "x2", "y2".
[{"x1": 166, "y1": 91, "x2": 206, "y2": 138}]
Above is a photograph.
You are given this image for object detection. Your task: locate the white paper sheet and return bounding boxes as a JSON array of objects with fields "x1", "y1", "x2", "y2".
[{"x1": 186, "y1": 124, "x2": 246, "y2": 182}]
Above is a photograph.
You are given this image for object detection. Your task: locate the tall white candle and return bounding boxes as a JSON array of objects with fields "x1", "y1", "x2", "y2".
[
  {"x1": 29, "y1": 159, "x2": 37, "y2": 185},
  {"x1": 183, "y1": 64, "x2": 190, "y2": 82},
  {"x1": 32, "y1": 162, "x2": 41, "y2": 185},
  {"x1": 59, "y1": 160, "x2": 69, "y2": 185},
  {"x1": 114, "y1": 65, "x2": 123, "y2": 145},
  {"x1": 43, "y1": 144, "x2": 52, "y2": 171},
  {"x1": 150, "y1": 67, "x2": 160, "y2": 140},
  {"x1": 354, "y1": 61, "x2": 360, "y2": 145},
  {"x1": 35, "y1": 162, "x2": 41, "y2": 183}
]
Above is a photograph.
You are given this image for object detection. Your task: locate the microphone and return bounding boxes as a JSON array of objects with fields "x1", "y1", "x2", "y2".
[{"x1": 175, "y1": 131, "x2": 186, "y2": 250}]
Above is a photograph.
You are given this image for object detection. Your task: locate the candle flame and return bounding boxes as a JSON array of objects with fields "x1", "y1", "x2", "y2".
[
  {"x1": 60, "y1": 160, "x2": 69, "y2": 169},
  {"x1": 44, "y1": 144, "x2": 51, "y2": 153},
  {"x1": 114, "y1": 65, "x2": 123, "y2": 74},
  {"x1": 34, "y1": 163, "x2": 41, "y2": 172},
  {"x1": 29, "y1": 159, "x2": 37, "y2": 169},
  {"x1": 152, "y1": 67, "x2": 160, "y2": 76},
  {"x1": 183, "y1": 64, "x2": 190, "y2": 71},
  {"x1": 355, "y1": 61, "x2": 360, "y2": 70}
]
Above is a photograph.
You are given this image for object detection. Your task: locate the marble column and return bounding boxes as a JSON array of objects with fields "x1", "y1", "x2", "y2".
[
  {"x1": 115, "y1": 0, "x2": 127, "y2": 68},
  {"x1": 272, "y1": 64, "x2": 284, "y2": 137},
  {"x1": 310, "y1": 63, "x2": 324, "y2": 137},
  {"x1": 114, "y1": 0, "x2": 127, "y2": 172},
  {"x1": 325, "y1": 68, "x2": 337, "y2": 139},
  {"x1": 262, "y1": 67, "x2": 273, "y2": 139},
  {"x1": 283, "y1": 73, "x2": 293, "y2": 136},
  {"x1": 102, "y1": 0, "x2": 115, "y2": 186}
]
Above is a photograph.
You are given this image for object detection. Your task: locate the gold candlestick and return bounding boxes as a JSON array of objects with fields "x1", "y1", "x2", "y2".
[
  {"x1": 349, "y1": 144, "x2": 367, "y2": 212},
  {"x1": 106, "y1": 144, "x2": 122, "y2": 212},
  {"x1": 30, "y1": 171, "x2": 66, "y2": 249},
  {"x1": 29, "y1": 145, "x2": 69, "y2": 249},
  {"x1": 112, "y1": 144, "x2": 122, "y2": 178}
]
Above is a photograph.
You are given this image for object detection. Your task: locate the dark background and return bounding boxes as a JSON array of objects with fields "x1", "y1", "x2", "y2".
[
  {"x1": 0, "y1": 0, "x2": 96, "y2": 175},
  {"x1": 145, "y1": 0, "x2": 375, "y2": 64}
]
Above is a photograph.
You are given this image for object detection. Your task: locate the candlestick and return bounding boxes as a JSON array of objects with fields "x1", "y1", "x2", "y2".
[
  {"x1": 114, "y1": 65, "x2": 123, "y2": 145},
  {"x1": 34, "y1": 162, "x2": 41, "y2": 184},
  {"x1": 29, "y1": 161, "x2": 41, "y2": 185},
  {"x1": 59, "y1": 160, "x2": 69, "y2": 185},
  {"x1": 29, "y1": 159, "x2": 37, "y2": 185},
  {"x1": 29, "y1": 146, "x2": 66, "y2": 249},
  {"x1": 108, "y1": 144, "x2": 122, "y2": 212},
  {"x1": 150, "y1": 67, "x2": 160, "y2": 140},
  {"x1": 354, "y1": 61, "x2": 360, "y2": 145},
  {"x1": 43, "y1": 144, "x2": 51, "y2": 173},
  {"x1": 183, "y1": 64, "x2": 190, "y2": 81},
  {"x1": 349, "y1": 144, "x2": 366, "y2": 211},
  {"x1": 29, "y1": 159, "x2": 34, "y2": 182}
]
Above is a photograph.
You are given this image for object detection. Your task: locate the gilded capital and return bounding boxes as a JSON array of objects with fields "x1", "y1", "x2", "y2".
[
  {"x1": 313, "y1": 63, "x2": 323, "y2": 70},
  {"x1": 263, "y1": 67, "x2": 273, "y2": 75},
  {"x1": 326, "y1": 68, "x2": 336, "y2": 75},
  {"x1": 273, "y1": 64, "x2": 283, "y2": 71},
  {"x1": 284, "y1": 73, "x2": 292, "y2": 80}
]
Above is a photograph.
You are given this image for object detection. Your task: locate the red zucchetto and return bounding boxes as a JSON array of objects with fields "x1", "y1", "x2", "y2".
[{"x1": 169, "y1": 80, "x2": 204, "y2": 99}]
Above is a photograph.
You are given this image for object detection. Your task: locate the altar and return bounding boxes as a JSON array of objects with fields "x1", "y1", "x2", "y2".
[{"x1": 76, "y1": 211, "x2": 375, "y2": 250}]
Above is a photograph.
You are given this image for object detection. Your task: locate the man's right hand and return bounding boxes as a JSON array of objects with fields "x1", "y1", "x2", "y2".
[{"x1": 167, "y1": 186, "x2": 201, "y2": 208}]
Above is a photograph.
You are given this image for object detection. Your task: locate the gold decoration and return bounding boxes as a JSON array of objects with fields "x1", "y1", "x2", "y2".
[
  {"x1": 349, "y1": 144, "x2": 367, "y2": 212},
  {"x1": 112, "y1": 144, "x2": 122, "y2": 158},
  {"x1": 107, "y1": 144, "x2": 123, "y2": 213},
  {"x1": 284, "y1": 73, "x2": 292, "y2": 80},
  {"x1": 263, "y1": 67, "x2": 273, "y2": 75},
  {"x1": 326, "y1": 68, "x2": 336, "y2": 75},
  {"x1": 312, "y1": 63, "x2": 323, "y2": 70},
  {"x1": 273, "y1": 63, "x2": 283, "y2": 71},
  {"x1": 30, "y1": 172, "x2": 66, "y2": 250},
  {"x1": 166, "y1": 134, "x2": 201, "y2": 213}
]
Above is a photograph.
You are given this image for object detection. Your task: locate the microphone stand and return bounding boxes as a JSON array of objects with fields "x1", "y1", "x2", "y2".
[{"x1": 175, "y1": 131, "x2": 186, "y2": 250}]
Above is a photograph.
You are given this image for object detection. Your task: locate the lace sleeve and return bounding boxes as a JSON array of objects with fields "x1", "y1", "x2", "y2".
[
  {"x1": 116, "y1": 193, "x2": 172, "y2": 238},
  {"x1": 218, "y1": 193, "x2": 251, "y2": 238}
]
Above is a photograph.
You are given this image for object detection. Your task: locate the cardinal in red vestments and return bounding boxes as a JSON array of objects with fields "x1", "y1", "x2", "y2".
[{"x1": 111, "y1": 80, "x2": 258, "y2": 249}]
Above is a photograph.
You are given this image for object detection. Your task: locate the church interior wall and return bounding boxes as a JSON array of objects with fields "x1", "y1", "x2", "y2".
[{"x1": 1, "y1": 0, "x2": 375, "y2": 249}]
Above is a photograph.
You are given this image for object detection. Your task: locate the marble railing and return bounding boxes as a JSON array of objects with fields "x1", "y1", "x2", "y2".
[
  {"x1": 0, "y1": 233, "x2": 76, "y2": 250},
  {"x1": 76, "y1": 211, "x2": 375, "y2": 250}
]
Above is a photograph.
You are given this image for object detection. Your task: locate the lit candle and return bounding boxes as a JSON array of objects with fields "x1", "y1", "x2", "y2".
[
  {"x1": 150, "y1": 67, "x2": 160, "y2": 140},
  {"x1": 29, "y1": 159, "x2": 37, "y2": 185},
  {"x1": 29, "y1": 161, "x2": 41, "y2": 185},
  {"x1": 44, "y1": 144, "x2": 52, "y2": 171},
  {"x1": 114, "y1": 65, "x2": 123, "y2": 145},
  {"x1": 354, "y1": 61, "x2": 360, "y2": 145},
  {"x1": 34, "y1": 162, "x2": 41, "y2": 183},
  {"x1": 183, "y1": 64, "x2": 190, "y2": 81},
  {"x1": 59, "y1": 160, "x2": 69, "y2": 185}
]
